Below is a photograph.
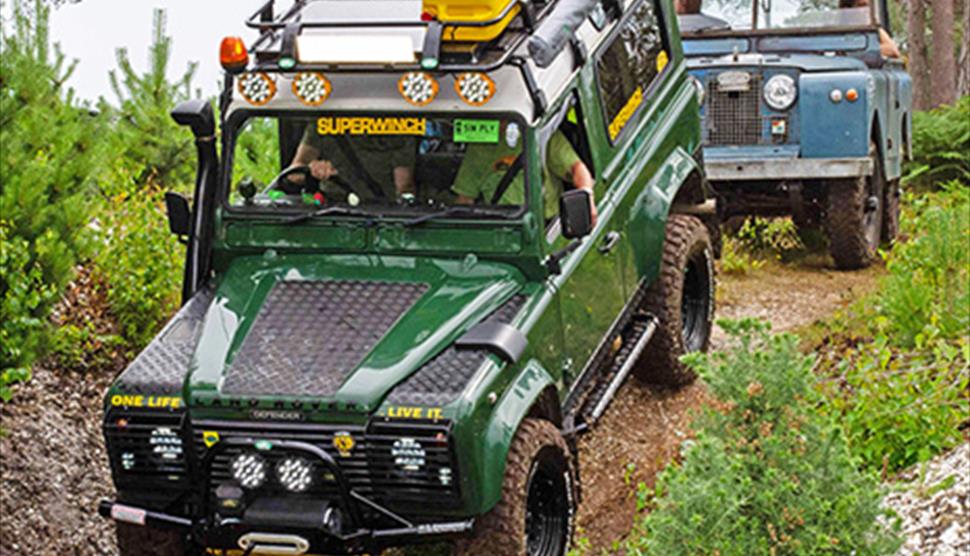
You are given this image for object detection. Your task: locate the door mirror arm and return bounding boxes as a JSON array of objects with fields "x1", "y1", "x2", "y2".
[{"x1": 545, "y1": 240, "x2": 582, "y2": 275}]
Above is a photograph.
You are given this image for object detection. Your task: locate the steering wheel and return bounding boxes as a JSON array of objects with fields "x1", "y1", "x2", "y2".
[{"x1": 271, "y1": 166, "x2": 320, "y2": 195}]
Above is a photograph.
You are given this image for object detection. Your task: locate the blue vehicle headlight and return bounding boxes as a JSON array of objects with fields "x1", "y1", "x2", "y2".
[{"x1": 764, "y1": 74, "x2": 797, "y2": 111}]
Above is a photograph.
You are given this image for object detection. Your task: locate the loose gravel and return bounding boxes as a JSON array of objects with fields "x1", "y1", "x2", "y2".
[{"x1": 885, "y1": 442, "x2": 970, "y2": 556}]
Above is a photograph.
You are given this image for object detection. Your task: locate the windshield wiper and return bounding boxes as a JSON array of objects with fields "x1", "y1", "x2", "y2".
[
  {"x1": 401, "y1": 205, "x2": 514, "y2": 227},
  {"x1": 283, "y1": 205, "x2": 380, "y2": 225}
]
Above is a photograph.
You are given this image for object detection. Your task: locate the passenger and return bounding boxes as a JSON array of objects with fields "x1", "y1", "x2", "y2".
[
  {"x1": 451, "y1": 122, "x2": 596, "y2": 224},
  {"x1": 286, "y1": 125, "x2": 416, "y2": 202},
  {"x1": 839, "y1": 0, "x2": 900, "y2": 58},
  {"x1": 675, "y1": 0, "x2": 701, "y2": 14}
]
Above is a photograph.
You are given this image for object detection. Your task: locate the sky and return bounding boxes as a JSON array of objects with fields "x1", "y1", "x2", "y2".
[{"x1": 48, "y1": 0, "x2": 292, "y2": 103}]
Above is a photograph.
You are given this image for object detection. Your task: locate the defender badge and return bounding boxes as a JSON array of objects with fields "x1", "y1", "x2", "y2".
[
  {"x1": 202, "y1": 431, "x2": 220, "y2": 448},
  {"x1": 333, "y1": 431, "x2": 355, "y2": 457}
]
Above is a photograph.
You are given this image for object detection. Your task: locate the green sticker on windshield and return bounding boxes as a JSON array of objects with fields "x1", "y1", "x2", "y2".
[{"x1": 454, "y1": 119, "x2": 500, "y2": 143}]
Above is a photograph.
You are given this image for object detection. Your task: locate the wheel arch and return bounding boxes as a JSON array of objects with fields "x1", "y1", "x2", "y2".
[
  {"x1": 473, "y1": 360, "x2": 561, "y2": 514},
  {"x1": 628, "y1": 145, "x2": 712, "y2": 282}
]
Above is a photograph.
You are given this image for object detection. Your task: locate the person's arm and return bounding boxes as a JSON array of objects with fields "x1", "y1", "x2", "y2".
[
  {"x1": 288, "y1": 130, "x2": 338, "y2": 183},
  {"x1": 878, "y1": 28, "x2": 900, "y2": 58},
  {"x1": 393, "y1": 166, "x2": 415, "y2": 196},
  {"x1": 548, "y1": 132, "x2": 598, "y2": 226}
]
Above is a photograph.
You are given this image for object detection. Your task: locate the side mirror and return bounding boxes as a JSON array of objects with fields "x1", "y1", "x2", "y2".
[
  {"x1": 559, "y1": 189, "x2": 593, "y2": 239},
  {"x1": 164, "y1": 192, "x2": 192, "y2": 237},
  {"x1": 171, "y1": 99, "x2": 215, "y2": 138}
]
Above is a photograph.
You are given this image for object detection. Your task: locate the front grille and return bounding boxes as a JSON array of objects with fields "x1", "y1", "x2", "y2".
[
  {"x1": 366, "y1": 421, "x2": 461, "y2": 509},
  {"x1": 193, "y1": 420, "x2": 369, "y2": 499},
  {"x1": 706, "y1": 73, "x2": 763, "y2": 146},
  {"x1": 104, "y1": 410, "x2": 190, "y2": 488},
  {"x1": 192, "y1": 419, "x2": 462, "y2": 513}
]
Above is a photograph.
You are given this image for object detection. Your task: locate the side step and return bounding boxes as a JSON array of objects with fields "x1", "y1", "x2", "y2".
[{"x1": 576, "y1": 314, "x2": 658, "y2": 431}]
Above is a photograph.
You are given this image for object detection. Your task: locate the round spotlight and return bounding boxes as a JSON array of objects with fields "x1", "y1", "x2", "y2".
[
  {"x1": 292, "y1": 72, "x2": 331, "y2": 106},
  {"x1": 230, "y1": 452, "x2": 268, "y2": 489},
  {"x1": 276, "y1": 457, "x2": 313, "y2": 492},
  {"x1": 454, "y1": 72, "x2": 496, "y2": 106},
  {"x1": 398, "y1": 72, "x2": 439, "y2": 106},
  {"x1": 238, "y1": 73, "x2": 277, "y2": 106},
  {"x1": 763, "y1": 74, "x2": 797, "y2": 111}
]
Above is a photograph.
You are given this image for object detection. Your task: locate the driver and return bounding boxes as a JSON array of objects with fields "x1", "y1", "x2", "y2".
[
  {"x1": 451, "y1": 123, "x2": 596, "y2": 224},
  {"x1": 839, "y1": 0, "x2": 900, "y2": 58},
  {"x1": 285, "y1": 124, "x2": 416, "y2": 202}
]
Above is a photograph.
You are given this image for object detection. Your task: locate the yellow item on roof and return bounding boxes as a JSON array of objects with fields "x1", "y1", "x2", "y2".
[{"x1": 423, "y1": 0, "x2": 521, "y2": 41}]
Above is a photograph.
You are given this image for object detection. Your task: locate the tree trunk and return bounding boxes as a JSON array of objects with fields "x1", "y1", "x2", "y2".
[
  {"x1": 907, "y1": 0, "x2": 931, "y2": 110},
  {"x1": 930, "y1": 0, "x2": 957, "y2": 107},
  {"x1": 957, "y1": 0, "x2": 970, "y2": 97}
]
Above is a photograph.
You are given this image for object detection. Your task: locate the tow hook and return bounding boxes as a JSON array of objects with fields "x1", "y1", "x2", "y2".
[{"x1": 238, "y1": 532, "x2": 310, "y2": 555}]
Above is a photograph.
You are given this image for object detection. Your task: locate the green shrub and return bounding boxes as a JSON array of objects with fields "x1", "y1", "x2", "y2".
[
  {"x1": 904, "y1": 96, "x2": 970, "y2": 187},
  {"x1": 879, "y1": 183, "x2": 969, "y2": 347},
  {"x1": 94, "y1": 183, "x2": 183, "y2": 349},
  {"x1": 818, "y1": 336, "x2": 967, "y2": 473},
  {"x1": 625, "y1": 320, "x2": 900, "y2": 556},
  {"x1": 0, "y1": 224, "x2": 57, "y2": 400},
  {"x1": 719, "y1": 236, "x2": 766, "y2": 275},
  {"x1": 734, "y1": 217, "x2": 804, "y2": 258},
  {"x1": 0, "y1": 0, "x2": 103, "y2": 388}
]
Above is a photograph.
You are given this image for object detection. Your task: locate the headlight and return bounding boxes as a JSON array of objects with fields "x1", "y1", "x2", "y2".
[
  {"x1": 276, "y1": 457, "x2": 313, "y2": 492},
  {"x1": 238, "y1": 72, "x2": 277, "y2": 106},
  {"x1": 149, "y1": 427, "x2": 184, "y2": 463},
  {"x1": 230, "y1": 453, "x2": 268, "y2": 489},
  {"x1": 454, "y1": 72, "x2": 496, "y2": 106},
  {"x1": 763, "y1": 74, "x2": 797, "y2": 111},
  {"x1": 391, "y1": 437, "x2": 426, "y2": 472},
  {"x1": 291, "y1": 72, "x2": 331, "y2": 106},
  {"x1": 398, "y1": 72, "x2": 439, "y2": 106}
]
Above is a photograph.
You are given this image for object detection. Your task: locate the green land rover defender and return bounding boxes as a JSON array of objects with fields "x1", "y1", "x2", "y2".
[{"x1": 97, "y1": 0, "x2": 718, "y2": 553}]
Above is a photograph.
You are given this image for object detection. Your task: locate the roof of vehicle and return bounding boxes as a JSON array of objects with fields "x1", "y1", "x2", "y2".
[{"x1": 224, "y1": 0, "x2": 659, "y2": 122}]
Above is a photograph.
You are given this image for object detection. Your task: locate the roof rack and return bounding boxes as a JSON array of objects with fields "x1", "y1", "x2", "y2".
[{"x1": 243, "y1": 0, "x2": 559, "y2": 73}]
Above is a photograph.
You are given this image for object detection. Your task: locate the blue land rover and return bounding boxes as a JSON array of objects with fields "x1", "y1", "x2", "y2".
[{"x1": 679, "y1": 0, "x2": 911, "y2": 268}]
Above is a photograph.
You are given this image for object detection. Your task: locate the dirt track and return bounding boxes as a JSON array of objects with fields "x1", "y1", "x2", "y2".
[{"x1": 0, "y1": 257, "x2": 883, "y2": 556}]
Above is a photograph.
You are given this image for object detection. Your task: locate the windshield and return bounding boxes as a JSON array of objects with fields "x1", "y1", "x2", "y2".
[
  {"x1": 680, "y1": 0, "x2": 875, "y2": 33},
  {"x1": 228, "y1": 113, "x2": 528, "y2": 219}
]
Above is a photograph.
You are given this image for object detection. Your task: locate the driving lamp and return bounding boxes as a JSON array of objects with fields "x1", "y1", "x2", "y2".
[
  {"x1": 398, "y1": 72, "x2": 439, "y2": 106},
  {"x1": 763, "y1": 74, "x2": 797, "y2": 111},
  {"x1": 391, "y1": 437, "x2": 427, "y2": 471},
  {"x1": 238, "y1": 73, "x2": 277, "y2": 106},
  {"x1": 276, "y1": 457, "x2": 314, "y2": 492},
  {"x1": 220, "y1": 36, "x2": 248, "y2": 73},
  {"x1": 230, "y1": 452, "x2": 268, "y2": 489},
  {"x1": 454, "y1": 72, "x2": 496, "y2": 106},
  {"x1": 292, "y1": 72, "x2": 332, "y2": 106}
]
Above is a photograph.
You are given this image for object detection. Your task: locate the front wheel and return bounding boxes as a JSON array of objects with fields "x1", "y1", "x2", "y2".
[
  {"x1": 116, "y1": 523, "x2": 186, "y2": 556},
  {"x1": 825, "y1": 143, "x2": 884, "y2": 269},
  {"x1": 632, "y1": 214, "x2": 715, "y2": 386},
  {"x1": 453, "y1": 419, "x2": 576, "y2": 556}
]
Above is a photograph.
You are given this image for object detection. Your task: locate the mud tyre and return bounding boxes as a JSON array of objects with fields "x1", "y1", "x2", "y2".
[
  {"x1": 882, "y1": 178, "x2": 901, "y2": 245},
  {"x1": 632, "y1": 214, "x2": 714, "y2": 386},
  {"x1": 825, "y1": 143, "x2": 884, "y2": 269},
  {"x1": 453, "y1": 419, "x2": 576, "y2": 556},
  {"x1": 116, "y1": 523, "x2": 185, "y2": 556}
]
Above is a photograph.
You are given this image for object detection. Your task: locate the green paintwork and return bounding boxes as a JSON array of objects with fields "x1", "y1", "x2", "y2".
[{"x1": 107, "y1": 0, "x2": 707, "y2": 526}]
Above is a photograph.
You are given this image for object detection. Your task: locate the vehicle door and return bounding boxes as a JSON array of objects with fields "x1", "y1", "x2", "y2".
[{"x1": 546, "y1": 92, "x2": 628, "y2": 387}]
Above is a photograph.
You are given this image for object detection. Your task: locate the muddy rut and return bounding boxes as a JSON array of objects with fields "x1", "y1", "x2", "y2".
[{"x1": 0, "y1": 259, "x2": 883, "y2": 555}]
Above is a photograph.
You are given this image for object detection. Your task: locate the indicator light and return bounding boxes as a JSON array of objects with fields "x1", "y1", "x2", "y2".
[
  {"x1": 845, "y1": 88, "x2": 859, "y2": 102},
  {"x1": 830, "y1": 89, "x2": 843, "y2": 103}
]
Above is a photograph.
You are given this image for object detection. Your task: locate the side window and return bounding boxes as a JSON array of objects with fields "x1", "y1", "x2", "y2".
[{"x1": 596, "y1": 0, "x2": 669, "y2": 142}]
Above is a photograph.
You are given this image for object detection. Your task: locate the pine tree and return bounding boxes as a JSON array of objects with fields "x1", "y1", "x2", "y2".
[
  {"x1": 0, "y1": 0, "x2": 103, "y2": 396},
  {"x1": 102, "y1": 8, "x2": 199, "y2": 191}
]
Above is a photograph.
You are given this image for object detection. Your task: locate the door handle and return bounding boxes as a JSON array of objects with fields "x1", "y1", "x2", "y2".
[{"x1": 598, "y1": 231, "x2": 621, "y2": 254}]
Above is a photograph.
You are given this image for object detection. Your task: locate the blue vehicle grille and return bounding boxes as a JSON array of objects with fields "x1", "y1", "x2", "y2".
[{"x1": 705, "y1": 73, "x2": 763, "y2": 145}]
